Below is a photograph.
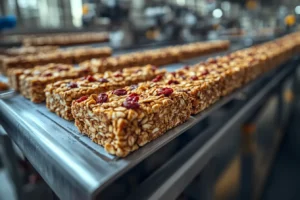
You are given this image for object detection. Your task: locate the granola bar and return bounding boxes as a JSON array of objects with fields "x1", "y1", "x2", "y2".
[
  {"x1": 71, "y1": 82, "x2": 192, "y2": 157},
  {"x1": 23, "y1": 32, "x2": 109, "y2": 46},
  {"x1": 1, "y1": 47, "x2": 111, "y2": 75},
  {"x1": 18, "y1": 64, "x2": 91, "y2": 103},
  {"x1": 3, "y1": 46, "x2": 58, "y2": 56},
  {"x1": 80, "y1": 40, "x2": 230, "y2": 73},
  {"x1": 45, "y1": 65, "x2": 165, "y2": 120}
]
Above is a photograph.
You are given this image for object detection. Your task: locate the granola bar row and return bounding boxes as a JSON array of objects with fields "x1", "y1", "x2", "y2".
[
  {"x1": 23, "y1": 32, "x2": 109, "y2": 46},
  {"x1": 1, "y1": 47, "x2": 112, "y2": 75},
  {"x1": 70, "y1": 32, "x2": 300, "y2": 157},
  {"x1": 80, "y1": 40, "x2": 230, "y2": 73},
  {"x1": 0, "y1": 46, "x2": 58, "y2": 57}
]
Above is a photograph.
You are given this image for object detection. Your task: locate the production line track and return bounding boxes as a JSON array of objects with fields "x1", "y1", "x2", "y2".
[{"x1": 0, "y1": 41, "x2": 292, "y2": 199}]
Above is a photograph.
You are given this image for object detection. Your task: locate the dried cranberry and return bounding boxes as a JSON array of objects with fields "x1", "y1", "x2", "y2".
[
  {"x1": 96, "y1": 93, "x2": 108, "y2": 104},
  {"x1": 122, "y1": 101, "x2": 140, "y2": 109},
  {"x1": 171, "y1": 72, "x2": 176, "y2": 77},
  {"x1": 201, "y1": 70, "x2": 209, "y2": 76},
  {"x1": 178, "y1": 71, "x2": 185, "y2": 76},
  {"x1": 168, "y1": 80, "x2": 180, "y2": 85},
  {"x1": 207, "y1": 58, "x2": 217, "y2": 64},
  {"x1": 152, "y1": 75, "x2": 163, "y2": 82},
  {"x1": 190, "y1": 76, "x2": 198, "y2": 80},
  {"x1": 130, "y1": 84, "x2": 138, "y2": 90},
  {"x1": 157, "y1": 88, "x2": 174, "y2": 96},
  {"x1": 114, "y1": 72, "x2": 123, "y2": 77},
  {"x1": 43, "y1": 72, "x2": 52, "y2": 77},
  {"x1": 126, "y1": 93, "x2": 139, "y2": 102},
  {"x1": 184, "y1": 65, "x2": 190, "y2": 70},
  {"x1": 98, "y1": 78, "x2": 109, "y2": 83},
  {"x1": 85, "y1": 75, "x2": 96, "y2": 82},
  {"x1": 113, "y1": 89, "x2": 127, "y2": 96},
  {"x1": 68, "y1": 82, "x2": 78, "y2": 88},
  {"x1": 81, "y1": 68, "x2": 91, "y2": 74},
  {"x1": 76, "y1": 96, "x2": 88, "y2": 103}
]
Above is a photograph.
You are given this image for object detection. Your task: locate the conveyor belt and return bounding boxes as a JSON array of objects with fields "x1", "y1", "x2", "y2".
[{"x1": 0, "y1": 41, "x2": 290, "y2": 199}]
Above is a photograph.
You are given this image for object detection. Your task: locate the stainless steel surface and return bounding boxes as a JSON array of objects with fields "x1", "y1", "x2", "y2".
[{"x1": 0, "y1": 43, "x2": 282, "y2": 199}]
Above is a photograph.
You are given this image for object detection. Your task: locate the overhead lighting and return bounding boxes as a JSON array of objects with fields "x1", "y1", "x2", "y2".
[
  {"x1": 295, "y1": 6, "x2": 300, "y2": 14},
  {"x1": 213, "y1": 9, "x2": 223, "y2": 18},
  {"x1": 176, "y1": 0, "x2": 186, "y2": 6}
]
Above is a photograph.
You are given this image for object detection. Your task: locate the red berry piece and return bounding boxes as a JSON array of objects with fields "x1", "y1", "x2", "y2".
[
  {"x1": 190, "y1": 76, "x2": 198, "y2": 80},
  {"x1": 123, "y1": 93, "x2": 140, "y2": 109},
  {"x1": 122, "y1": 101, "x2": 140, "y2": 109},
  {"x1": 114, "y1": 72, "x2": 123, "y2": 77},
  {"x1": 76, "y1": 96, "x2": 88, "y2": 103},
  {"x1": 98, "y1": 78, "x2": 109, "y2": 83},
  {"x1": 157, "y1": 88, "x2": 174, "y2": 96},
  {"x1": 113, "y1": 89, "x2": 127, "y2": 96},
  {"x1": 201, "y1": 70, "x2": 209, "y2": 76},
  {"x1": 96, "y1": 93, "x2": 108, "y2": 104},
  {"x1": 184, "y1": 65, "x2": 190, "y2": 70},
  {"x1": 208, "y1": 58, "x2": 217, "y2": 64},
  {"x1": 85, "y1": 75, "x2": 96, "y2": 82},
  {"x1": 81, "y1": 68, "x2": 91, "y2": 74},
  {"x1": 167, "y1": 80, "x2": 180, "y2": 85},
  {"x1": 127, "y1": 93, "x2": 139, "y2": 102},
  {"x1": 68, "y1": 82, "x2": 78, "y2": 88},
  {"x1": 178, "y1": 71, "x2": 185, "y2": 76},
  {"x1": 152, "y1": 75, "x2": 163, "y2": 82},
  {"x1": 43, "y1": 72, "x2": 52, "y2": 77}
]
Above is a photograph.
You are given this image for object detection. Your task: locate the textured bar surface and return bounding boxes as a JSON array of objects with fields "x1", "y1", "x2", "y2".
[
  {"x1": 23, "y1": 32, "x2": 109, "y2": 46},
  {"x1": 80, "y1": 40, "x2": 230, "y2": 73},
  {"x1": 18, "y1": 64, "x2": 91, "y2": 103},
  {"x1": 45, "y1": 65, "x2": 165, "y2": 120},
  {"x1": 71, "y1": 82, "x2": 192, "y2": 157}
]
